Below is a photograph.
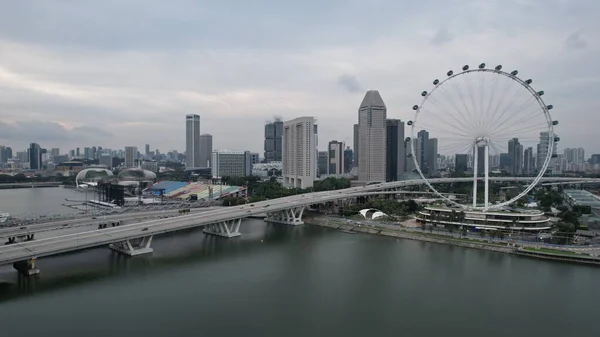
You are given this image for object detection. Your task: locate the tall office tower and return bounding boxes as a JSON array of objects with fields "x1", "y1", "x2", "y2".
[
  {"x1": 328, "y1": 140, "x2": 345, "y2": 175},
  {"x1": 343, "y1": 147, "x2": 353, "y2": 173},
  {"x1": 28, "y1": 143, "x2": 42, "y2": 170},
  {"x1": 536, "y1": 132, "x2": 557, "y2": 172},
  {"x1": 0, "y1": 146, "x2": 8, "y2": 163},
  {"x1": 76, "y1": 147, "x2": 80, "y2": 157},
  {"x1": 186, "y1": 114, "x2": 201, "y2": 168},
  {"x1": 91, "y1": 146, "x2": 97, "y2": 160},
  {"x1": 455, "y1": 154, "x2": 468, "y2": 174},
  {"x1": 145, "y1": 144, "x2": 151, "y2": 157},
  {"x1": 386, "y1": 119, "x2": 406, "y2": 181},
  {"x1": 318, "y1": 151, "x2": 328, "y2": 177},
  {"x1": 476, "y1": 146, "x2": 486, "y2": 175},
  {"x1": 199, "y1": 134, "x2": 213, "y2": 168},
  {"x1": 51, "y1": 148, "x2": 60, "y2": 157},
  {"x1": 100, "y1": 154, "x2": 113, "y2": 169},
  {"x1": 282, "y1": 117, "x2": 317, "y2": 189},
  {"x1": 417, "y1": 130, "x2": 430, "y2": 174},
  {"x1": 249, "y1": 152, "x2": 260, "y2": 166},
  {"x1": 406, "y1": 138, "x2": 420, "y2": 172},
  {"x1": 426, "y1": 138, "x2": 438, "y2": 175},
  {"x1": 523, "y1": 147, "x2": 534, "y2": 175},
  {"x1": 211, "y1": 150, "x2": 252, "y2": 178},
  {"x1": 124, "y1": 146, "x2": 137, "y2": 168},
  {"x1": 358, "y1": 90, "x2": 387, "y2": 183},
  {"x1": 353, "y1": 123, "x2": 359, "y2": 168},
  {"x1": 264, "y1": 119, "x2": 284, "y2": 162},
  {"x1": 508, "y1": 138, "x2": 523, "y2": 175}
]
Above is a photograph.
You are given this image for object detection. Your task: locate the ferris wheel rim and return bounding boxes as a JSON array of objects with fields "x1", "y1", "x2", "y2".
[{"x1": 409, "y1": 66, "x2": 555, "y2": 211}]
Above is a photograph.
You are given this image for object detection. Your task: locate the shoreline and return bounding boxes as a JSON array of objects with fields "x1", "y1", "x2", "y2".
[{"x1": 305, "y1": 218, "x2": 600, "y2": 267}]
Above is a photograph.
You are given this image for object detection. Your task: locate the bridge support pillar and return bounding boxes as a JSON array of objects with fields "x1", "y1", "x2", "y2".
[
  {"x1": 13, "y1": 257, "x2": 40, "y2": 276},
  {"x1": 266, "y1": 206, "x2": 305, "y2": 225},
  {"x1": 109, "y1": 236, "x2": 154, "y2": 256},
  {"x1": 203, "y1": 218, "x2": 242, "y2": 238}
]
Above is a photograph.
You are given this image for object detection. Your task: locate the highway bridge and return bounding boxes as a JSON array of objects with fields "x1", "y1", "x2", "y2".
[{"x1": 1, "y1": 176, "x2": 598, "y2": 275}]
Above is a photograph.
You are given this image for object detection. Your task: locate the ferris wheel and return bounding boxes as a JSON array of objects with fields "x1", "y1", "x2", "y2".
[{"x1": 407, "y1": 63, "x2": 558, "y2": 211}]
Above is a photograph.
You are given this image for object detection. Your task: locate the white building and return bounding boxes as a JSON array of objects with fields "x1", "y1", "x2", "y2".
[
  {"x1": 536, "y1": 131, "x2": 557, "y2": 172},
  {"x1": 185, "y1": 114, "x2": 201, "y2": 168},
  {"x1": 211, "y1": 150, "x2": 251, "y2": 178},
  {"x1": 282, "y1": 117, "x2": 317, "y2": 189},
  {"x1": 358, "y1": 90, "x2": 387, "y2": 183},
  {"x1": 124, "y1": 146, "x2": 137, "y2": 169}
]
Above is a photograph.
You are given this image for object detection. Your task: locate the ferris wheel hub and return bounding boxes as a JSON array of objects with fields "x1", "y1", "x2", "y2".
[{"x1": 474, "y1": 137, "x2": 490, "y2": 146}]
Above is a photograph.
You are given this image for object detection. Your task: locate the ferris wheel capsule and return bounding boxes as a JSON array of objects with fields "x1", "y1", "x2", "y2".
[
  {"x1": 412, "y1": 105, "x2": 419, "y2": 110},
  {"x1": 462, "y1": 65, "x2": 469, "y2": 71},
  {"x1": 478, "y1": 63, "x2": 485, "y2": 69},
  {"x1": 447, "y1": 70, "x2": 453, "y2": 76}
]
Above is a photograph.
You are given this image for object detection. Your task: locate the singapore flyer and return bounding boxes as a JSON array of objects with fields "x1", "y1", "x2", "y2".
[{"x1": 407, "y1": 63, "x2": 558, "y2": 211}]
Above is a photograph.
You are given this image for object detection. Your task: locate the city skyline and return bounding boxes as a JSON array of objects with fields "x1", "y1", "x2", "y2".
[{"x1": 0, "y1": 1, "x2": 597, "y2": 154}]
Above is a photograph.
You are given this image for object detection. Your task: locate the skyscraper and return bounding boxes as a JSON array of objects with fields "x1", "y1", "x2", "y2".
[
  {"x1": 28, "y1": 143, "x2": 42, "y2": 170},
  {"x1": 426, "y1": 138, "x2": 438, "y2": 175},
  {"x1": 264, "y1": 119, "x2": 283, "y2": 162},
  {"x1": 328, "y1": 140, "x2": 345, "y2": 175},
  {"x1": 145, "y1": 144, "x2": 151, "y2": 157},
  {"x1": 186, "y1": 114, "x2": 201, "y2": 168},
  {"x1": 536, "y1": 132, "x2": 557, "y2": 172},
  {"x1": 282, "y1": 117, "x2": 317, "y2": 189},
  {"x1": 476, "y1": 146, "x2": 486, "y2": 176},
  {"x1": 523, "y1": 147, "x2": 534, "y2": 175},
  {"x1": 343, "y1": 147, "x2": 353, "y2": 173},
  {"x1": 124, "y1": 146, "x2": 137, "y2": 168},
  {"x1": 508, "y1": 138, "x2": 523, "y2": 175},
  {"x1": 199, "y1": 134, "x2": 213, "y2": 168},
  {"x1": 358, "y1": 90, "x2": 386, "y2": 183},
  {"x1": 386, "y1": 119, "x2": 405, "y2": 181},
  {"x1": 455, "y1": 154, "x2": 468, "y2": 174},
  {"x1": 353, "y1": 123, "x2": 359, "y2": 169}
]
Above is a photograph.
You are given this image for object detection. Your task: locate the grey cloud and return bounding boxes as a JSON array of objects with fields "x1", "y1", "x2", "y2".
[
  {"x1": 0, "y1": 121, "x2": 112, "y2": 145},
  {"x1": 564, "y1": 31, "x2": 587, "y2": 50},
  {"x1": 431, "y1": 28, "x2": 453, "y2": 45},
  {"x1": 337, "y1": 74, "x2": 363, "y2": 93}
]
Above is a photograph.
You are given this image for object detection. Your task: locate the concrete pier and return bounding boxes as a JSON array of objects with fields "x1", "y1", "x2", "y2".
[{"x1": 13, "y1": 258, "x2": 40, "y2": 276}]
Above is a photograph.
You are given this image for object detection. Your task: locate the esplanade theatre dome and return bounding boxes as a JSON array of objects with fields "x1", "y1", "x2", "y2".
[
  {"x1": 75, "y1": 168, "x2": 113, "y2": 187},
  {"x1": 117, "y1": 168, "x2": 156, "y2": 181}
]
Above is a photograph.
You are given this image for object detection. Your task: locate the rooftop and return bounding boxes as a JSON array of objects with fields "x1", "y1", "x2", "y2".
[{"x1": 562, "y1": 189, "x2": 600, "y2": 208}]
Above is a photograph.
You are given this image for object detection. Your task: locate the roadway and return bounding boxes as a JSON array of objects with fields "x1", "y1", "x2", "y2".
[
  {"x1": 0, "y1": 176, "x2": 598, "y2": 266},
  {"x1": 0, "y1": 207, "x2": 223, "y2": 239}
]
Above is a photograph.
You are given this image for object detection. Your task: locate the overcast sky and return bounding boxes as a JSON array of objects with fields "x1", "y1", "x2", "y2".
[{"x1": 0, "y1": 0, "x2": 598, "y2": 155}]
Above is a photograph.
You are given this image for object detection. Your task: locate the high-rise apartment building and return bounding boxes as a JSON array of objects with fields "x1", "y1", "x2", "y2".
[
  {"x1": 358, "y1": 90, "x2": 386, "y2": 183},
  {"x1": 211, "y1": 150, "x2": 251, "y2": 178},
  {"x1": 386, "y1": 119, "x2": 405, "y2": 181},
  {"x1": 563, "y1": 147, "x2": 585, "y2": 172},
  {"x1": 282, "y1": 117, "x2": 317, "y2": 189},
  {"x1": 124, "y1": 146, "x2": 137, "y2": 168},
  {"x1": 51, "y1": 148, "x2": 60, "y2": 157},
  {"x1": 328, "y1": 140, "x2": 345, "y2": 175},
  {"x1": 264, "y1": 119, "x2": 283, "y2": 162},
  {"x1": 199, "y1": 134, "x2": 213, "y2": 168},
  {"x1": 186, "y1": 114, "x2": 201, "y2": 168}
]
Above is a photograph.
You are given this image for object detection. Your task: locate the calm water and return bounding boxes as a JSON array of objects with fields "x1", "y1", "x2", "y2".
[
  {"x1": 0, "y1": 186, "x2": 91, "y2": 217},
  {"x1": 0, "y1": 189, "x2": 599, "y2": 337}
]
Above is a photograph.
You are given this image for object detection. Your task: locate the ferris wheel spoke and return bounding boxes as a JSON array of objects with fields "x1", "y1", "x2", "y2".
[
  {"x1": 450, "y1": 79, "x2": 478, "y2": 132},
  {"x1": 435, "y1": 83, "x2": 481, "y2": 134},
  {"x1": 488, "y1": 86, "x2": 534, "y2": 133},
  {"x1": 416, "y1": 108, "x2": 475, "y2": 137},
  {"x1": 493, "y1": 95, "x2": 539, "y2": 131},
  {"x1": 414, "y1": 120, "x2": 473, "y2": 139},
  {"x1": 482, "y1": 75, "x2": 518, "y2": 135},
  {"x1": 481, "y1": 75, "x2": 502, "y2": 131},
  {"x1": 494, "y1": 111, "x2": 546, "y2": 136},
  {"x1": 428, "y1": 89, "x2": 478, "y2": 136},
  {"x1": 491, "y1": 119, "x2": 548, "y2": 139}
]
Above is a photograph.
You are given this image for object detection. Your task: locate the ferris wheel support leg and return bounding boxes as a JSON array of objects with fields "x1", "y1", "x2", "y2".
[
  {"x1": 472, "y1": 145, "x2": 478, "y2": 208},
  {"x1": 484, "y1": 144, "x2": 489, "y2": 211}
]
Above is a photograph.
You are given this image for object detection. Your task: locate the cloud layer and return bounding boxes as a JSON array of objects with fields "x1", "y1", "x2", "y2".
[{"x1": 0, "y1": 0, "x2": 598, "y2": 155}]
